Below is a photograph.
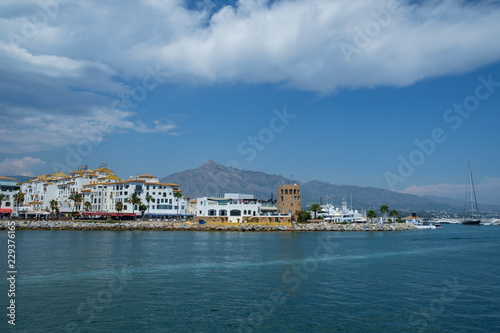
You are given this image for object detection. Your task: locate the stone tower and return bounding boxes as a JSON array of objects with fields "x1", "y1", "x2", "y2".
[{"x1": 277, "y1": 184, "x2": 301, "y2": 221}]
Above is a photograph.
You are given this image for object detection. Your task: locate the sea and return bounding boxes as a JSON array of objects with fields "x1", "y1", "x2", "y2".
[{"x1": 1, "y1": 225, "x2": 499, "y2": 332}]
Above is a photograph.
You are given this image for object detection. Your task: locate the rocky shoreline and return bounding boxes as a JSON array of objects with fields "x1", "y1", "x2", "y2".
[{"x1": 0, "y1": 220, "x2": 417, "y2": 232}]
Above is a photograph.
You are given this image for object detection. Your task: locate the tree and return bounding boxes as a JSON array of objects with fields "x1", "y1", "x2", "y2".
[
  {"x1": 380, "y1": 204, "x2": 389, "y2": 222},
  {"x1": 366, "y1": 210, "x2": 377, "y2": 223},
  {"x1": 389, "y1": 209, "x2": 399, "y2": 223},
  {"x1": 145, "y1": 194, "x2": 154, "y2": 218},
  {"x1": 0, "y1": 193, "x2": 8, "y2": 211},
  {"x1": 49, "y1": 199, "x2": 59, "y2": 218},
  {"x1": 297, "y1": 210, "x2": 312, "y2": 223},
  {"x1": 125, "y1": 192, "x2": 142, "y2": 218},
  {"x1": 309, "y1": 203, "x2": 321, "y2": 219},
  {"x1": 173, "y1": 189, "x2": 183, "y2": 220},
  {"x1": 13, "y1": 192, "x2": 25, "y2": 217},
  {"x1": 139, "y1": 204, "x2": 147, "y2": 220},
  {"x1": 115, "y1": 201, "x2": 123, "y2": 219},
  {"x1": 68, "y1": 192, "x2": 83, "y2": 214},
  {"x1": 84, "y1": 201, "x2": 92, "y2": 212}
]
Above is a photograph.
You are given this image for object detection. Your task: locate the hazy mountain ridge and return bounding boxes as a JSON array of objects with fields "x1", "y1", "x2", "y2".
[
  {"x1": 5, "y1": 175, "x2": 31, "y2": 183},
  {"x1": 160, "y1": 160, "x2": 498, "y2": 214}
]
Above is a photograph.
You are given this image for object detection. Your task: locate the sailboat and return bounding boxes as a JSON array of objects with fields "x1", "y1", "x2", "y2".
[{"x1": 462, "y1": 160, "x2": 481, "y2": 225}]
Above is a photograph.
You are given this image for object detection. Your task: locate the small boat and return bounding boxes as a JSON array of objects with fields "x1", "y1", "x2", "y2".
[{"x1": 462, "y1": 160, "x2": 481, "y2": 225}]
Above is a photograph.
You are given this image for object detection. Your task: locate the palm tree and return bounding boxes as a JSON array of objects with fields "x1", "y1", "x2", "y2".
[
  {"x1": 13, "y1": 192, "x2": 25, "y2": 217},
  {"x1": 380, "y1": 204, "x2": 389, "y2": 222},
  {"x1": 115, "y1": 201, "x2": 123, "y2": 219},
  {"x1": 0, "y1": 193, "x2": 8, "y2": 211},
  {"x1": 145, "y1": 194, "x2": 154, "y2": 218},
  {"x1": 12, "y1": 191, "x2": 24, "y2": 217},
  {"x1": 309, "y1": 203, "x2": 321, "y2": 219},
  {"x1": 389, "y1": 209, "x2": 399, "y2": 223},
  {"x1": 139, "y1": 204, "x2": 147, "y2": 220},
  {"x1": 366, "y1": 210, "x2": 377, "y2": 223},
  {"x1": 125, "y1": 192, "x2": 142, "y2": 218},
  {"x1": 49, "y1": 199, "x2": 58, "y2": 218},
  {"x1": 68, "y1": 192, "x2": 83, "y2": 214},
  {"x1": 173, "y1": 189, "x2": 183, "y2": 220},
  {"x1": 84, "y1": 201, "x2": 92, "y2": 212}
]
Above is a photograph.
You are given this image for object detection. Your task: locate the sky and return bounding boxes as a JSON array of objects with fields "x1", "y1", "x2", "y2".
[{"x1": 0, "y1": 0, "x2": 499, "y2": 204}]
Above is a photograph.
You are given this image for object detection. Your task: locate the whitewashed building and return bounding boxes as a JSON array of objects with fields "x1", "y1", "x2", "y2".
[
  {"x1": 196, "y1": 193, "x2": 292, "y2": 223},
  {"x1": 83, "y1": 174, "x2": 190, "y2": 219},
  {"x1": 0, "y1": 176, "x2": 20, "y2": 217}
]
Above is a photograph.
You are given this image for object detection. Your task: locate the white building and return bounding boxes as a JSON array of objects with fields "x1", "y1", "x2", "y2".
[
  {"x1": 0, "y1": 176, "x2": 20, "y2": 217},
  {"x1": 196, "y1": 193, "x2": 291, "y2": 223},
  {"x1": 20, "y1": 167, "x2": 117, "y2": 215},
  {"x1": 18, "y1": 166, "x2": 190, "y2": 219},
  {"x1": 82, "y1": 174, "x2": 190, "y2": 219}
]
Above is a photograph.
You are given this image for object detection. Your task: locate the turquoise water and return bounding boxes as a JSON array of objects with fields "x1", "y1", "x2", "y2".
[{"x1": 1, "y1": 225, "x2": 500, "y2": 332}]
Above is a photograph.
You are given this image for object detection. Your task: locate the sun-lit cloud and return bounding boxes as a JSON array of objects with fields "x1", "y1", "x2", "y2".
[
  {"x1": 0, "y1": 156, "x2": 46, "y2": 176},
  {"x1": 1, "y1": 0, "x2": 500, "y2": 153},
  {"x1": 400, "y1": 178, "x2": 500, "y2": 205}
]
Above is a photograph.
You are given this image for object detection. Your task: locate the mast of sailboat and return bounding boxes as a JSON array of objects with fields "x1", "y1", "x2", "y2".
[{"x1": 467, "y1": 159, "x2": 479, "y2": 218}]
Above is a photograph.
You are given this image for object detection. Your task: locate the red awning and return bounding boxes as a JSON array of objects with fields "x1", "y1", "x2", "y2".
[
  {"x1": 0, "y1": 209, "x2": 12, "y2": 213},
  {"x1": 107, "y1": 213, "x2": 135, "y2": 217}
]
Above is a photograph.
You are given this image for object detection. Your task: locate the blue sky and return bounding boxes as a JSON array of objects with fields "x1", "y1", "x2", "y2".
[{"x1": 0, "y1": 0, "x2": 499, "y2": 204}]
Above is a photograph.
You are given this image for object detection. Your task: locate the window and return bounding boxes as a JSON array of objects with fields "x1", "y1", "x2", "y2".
[
  {"x1": 281, "y1": 189, "x2": 283, "y2": 194},
  {"x1": 208, "y1": 209, "x2": 216, "y2": 216},
  {"x1": 219, "y1": 210, "x2": 227, "y2": 216},
  {"x1": 230, "y1": 210, "x2": 241, "y2": 216},
  {"x1": 294, "y1": 189, "x2": 296, "y2": 194},
  {"x1": 163, "y1": 193, "x2": 166, "y2": 197},
  {"x1": 285, "y1": 189, "x2": 288, "y2": 194},
  {"x1": 294, "y1": 196, "x2": 297, "y2": 201}
]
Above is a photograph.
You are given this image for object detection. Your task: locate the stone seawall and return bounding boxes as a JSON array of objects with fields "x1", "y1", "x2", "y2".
[{"x1": 0, "y1": 220, "x2": 417, "y2": 232}]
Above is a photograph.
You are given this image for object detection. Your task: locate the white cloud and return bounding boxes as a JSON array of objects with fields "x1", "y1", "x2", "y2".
[
  {"x1": 0, "y1": 106, "x2": 179, "y2": 153},
  {"x1": 1, "y1": 0, "x2": 500, "y2": 152},
  {"x1": 400, "y1": 178, "x2": 500, "y2": 205},
  {"x1": 0, "y1": 156, "x2": 45, "y2": 176}
]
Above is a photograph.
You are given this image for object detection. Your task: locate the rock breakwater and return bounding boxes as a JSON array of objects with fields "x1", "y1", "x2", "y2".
[{"x1": 0, "y1": 220, "x2": 417, "y2": 232}]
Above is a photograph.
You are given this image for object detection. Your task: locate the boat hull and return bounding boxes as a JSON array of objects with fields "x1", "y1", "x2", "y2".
[{"x1": 462, "y1": 220, "x2": 481, "y2": 225}]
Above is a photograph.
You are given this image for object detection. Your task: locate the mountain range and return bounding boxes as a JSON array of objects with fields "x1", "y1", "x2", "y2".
[{"x1": 160, "y1": 160, "x2": 500, "y2": 215}]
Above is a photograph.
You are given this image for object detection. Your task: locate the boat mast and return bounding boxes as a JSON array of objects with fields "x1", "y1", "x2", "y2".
[{"x1": 467, "y1": 160, "x2": 479, "y2": 218}]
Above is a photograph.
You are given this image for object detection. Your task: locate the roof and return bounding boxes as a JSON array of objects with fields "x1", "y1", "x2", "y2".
[
  {"x1": 99, "y1": 174, "x2": 121, "y2": 181},
  {"x1": 52, "y1": 171, "x2": 69, "y2": 178},
  {"x1": 403, "y1": 216, "x2": 423, "y2": 219},
  {"x1": 137, "y1": 174, "x2": 156, "y2": 179},
  {"x1": 0, "y1": 175, "x2": 17, "y2": 181},
  {"x1": 145, "y1": 182, "x2": 179, "y2": 187}
]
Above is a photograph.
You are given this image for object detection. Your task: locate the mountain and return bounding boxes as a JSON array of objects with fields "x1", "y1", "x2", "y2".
[
  {"x1": 161, "y1": 160, "x2": 291, "y2": 200},
  {"x1": 5, "y1": 175, "x2": 31, "y2": 183},
  {"x1": 422, "y1": 195, "x2": 500, "y2": 214},
  {"x1": 160, "y1": 160, "x2": 478, "y2": 214}
]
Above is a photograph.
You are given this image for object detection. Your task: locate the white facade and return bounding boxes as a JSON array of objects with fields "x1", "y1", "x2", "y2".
[
  {"x1": 197, "y1": 193, "x2": 290, "y2": 223},
  {"x1": 0, "y1": 176, "x2": 19, "y2": 215},
  {"x1": 17, "y1": 167, "x2": 189, "y2": 219},
  {"x1": 87, "y1": 174, "x2": 189, "y2": 218},
  {"x1": 20, "y1": 168, "x2": 117, "y2": 214}
]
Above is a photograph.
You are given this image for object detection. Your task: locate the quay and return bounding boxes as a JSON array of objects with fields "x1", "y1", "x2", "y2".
[{"x1": 0, "y1": 220, "x2": 417, "y2": 232}]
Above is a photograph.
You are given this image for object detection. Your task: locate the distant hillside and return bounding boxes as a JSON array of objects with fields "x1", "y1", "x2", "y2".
[
  {"x1": 161, "y1": 160, "x2": 472, "y2": 214},
  {"x1": 422, "y1": 195, "x2": 500, "y2": 214},
  {"x1": 5, "y1": 175, "x2": 31, "y2": 183},
  {"x1": 161, "y1": 160, "x2": 291, "y2": 200}
]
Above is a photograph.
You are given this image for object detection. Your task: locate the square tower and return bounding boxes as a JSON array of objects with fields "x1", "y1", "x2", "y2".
[{"x1": 277, "y1": 184, "x2": 301, "y2": 221}]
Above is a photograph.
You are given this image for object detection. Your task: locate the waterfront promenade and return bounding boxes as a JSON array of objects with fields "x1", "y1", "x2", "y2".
[{"x1": 0, "y1": 220, "x2": 417, "y2": 231}]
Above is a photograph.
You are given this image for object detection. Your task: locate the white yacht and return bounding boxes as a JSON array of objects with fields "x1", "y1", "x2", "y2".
[{"x1": 318, "y1": 200, "x2": 365, "y2": 223}]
